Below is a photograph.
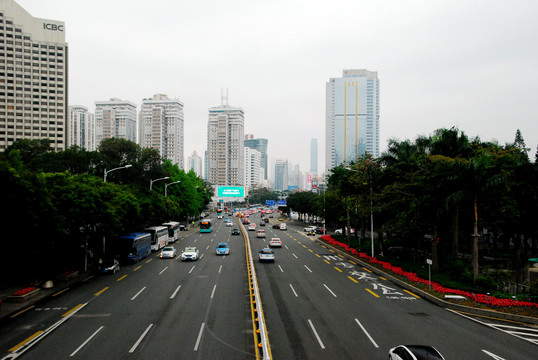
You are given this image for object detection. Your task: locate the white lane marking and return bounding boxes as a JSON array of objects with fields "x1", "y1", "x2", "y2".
[
  {"x1": 289, "y1": 284, "x2": 298, "y2": 297},
  {"x1": 210, "y1": 285, "x2": 217, "y2": 299},
  {"x1": 189, "y1": 266, "x2": 196, "y2": 274},
  {"x1": 304, "y1": 265, "x2": 312, "y2": 273},
  {"x1": 131, "y1": 287, "x2": 146, "y2": 301},
  {"x1": 354, "y1": 318, "x2": 379, "y2": 348},
  {"x1": 308, "y1": 319, "x2": 325, "y2": 349},
  {"x1": 159, "y1": 266, "x2": 168, "y2": 275},
  {"x1": 278, "y1": 265, "x2": 284, "y2": 272},
  {"x1": 200, "y1": 253, "x2": 205, "y2": 259},
  {"x1": 481, "y1": 350, "x2": 507, "y2": 359},
  {"x1": 284, "y1": 245, "x2": 289, "y2": 249},
  {"x1": 170, "y1": 285, "x2": 181, "y2": 299},
  {"x1": 194, "y1": 323, "x2": 205, "y2": 351},
  {"x1": 293, "y1": 253, "x2": 298, "y2": 259},
  {"x1": 206, "y1": 245, "x2": 210, "y2": 250},
  {"x1": 69, "y1": 326, "x2": 104, "y2": 356},
  {"x1": 129, "y1": 324, "x2": 153, "y2": 353},
  {"x1": 218, "y1": 265, "x2": 222, "y2": 274},
  {"x1": 323, "y1": 284, "x2": 337, "y2": 297}
]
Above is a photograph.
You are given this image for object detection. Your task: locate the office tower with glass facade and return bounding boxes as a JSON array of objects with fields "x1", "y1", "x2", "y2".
[
  {"x1": 274, "y1": 159, "x2": 288, "y2": 191},
  {"x1": 310, "y1": 138, "x2": 318, "y2": 174},
  {"x1": 244, "y1": 146, "x2": 263, "y2": 189},
  {"x1": 207, "y1": 102, "x2": 245, "y2": 186},
  {"x1": 69, "y1": 105, "x2": 95, "y2": 150},
  {"x1": 0, "y1": 0, "x2": 68, "y2": 151},
  {"x1": 95, "y1": 98, "x2": 137, "y2": 147},
  {"x1": 325, "y1": 69, "x2": 380, "y2": 172},
  {"x1": 244, "y1": 134, "x2": 268, "y2": 180},
  {"x1": 139, "y1": 94, "x2": 184, "y2": 167}
]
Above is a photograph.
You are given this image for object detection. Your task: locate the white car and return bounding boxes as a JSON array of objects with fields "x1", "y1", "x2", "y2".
[
  {"x1": 226, "y1": 221, "x2": 233, "y2": 227},
  {"x1": 279, "y1": 223, "x2": 287, "y2": 230},
  {"x1": 248, "y1": 224, "x2": 257, "y2": 231},
  {"x1": 160, "y1": 246, "x2": 177, "y2": 259},
  {"x1": 258, "y1": 248, "x2": 275, "y2": 262},
  {"x1": 304, "y1": 225, "x2": 317, "y2": 232},
  {"x1": 181, "y1": 247, "x2": 199, "y2": 261},
  {"x1": 270, "y1": 238, "x2": 282, "y2": 247},
  {"x1": 388, "y1": 345, "x2": 445, "y2": 360},
  {"x1": 257, "y1": 230, "x2": 266, "y2": 238}
]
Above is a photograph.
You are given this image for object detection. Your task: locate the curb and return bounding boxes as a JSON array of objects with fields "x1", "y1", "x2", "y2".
[{"x1": 315, "y1": 238, "x2": 538, "y2": 326}]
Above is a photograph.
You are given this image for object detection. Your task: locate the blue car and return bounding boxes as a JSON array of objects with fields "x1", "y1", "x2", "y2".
[{"x1": 216, "y1": 242, "x2": 230, "y2": 255}]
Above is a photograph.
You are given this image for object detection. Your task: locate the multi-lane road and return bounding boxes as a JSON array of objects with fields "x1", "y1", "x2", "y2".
[{"x1": 1, "y1": 212, "x2": 537, "y2": 359}]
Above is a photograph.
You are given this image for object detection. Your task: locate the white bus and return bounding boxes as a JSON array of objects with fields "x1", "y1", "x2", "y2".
[
  {"x1": 162, "y1": 221, "x2": 180, "y2": 244},
  {"x1": 145, "y1": 226, "x2": 169, "y2": 251}
]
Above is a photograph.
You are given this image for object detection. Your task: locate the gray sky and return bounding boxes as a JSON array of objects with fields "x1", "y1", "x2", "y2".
[{"x1": 19, "y1": 0, "x2": 538, "y2": 174}]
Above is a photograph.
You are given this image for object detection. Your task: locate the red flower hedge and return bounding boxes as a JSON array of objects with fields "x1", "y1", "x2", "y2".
[
  {"x1": 319, "y1": 235, "x2": 538, "y2": 309},
  {"x1": 12, "y1": 287, "x2": 38, "y2": 296}
]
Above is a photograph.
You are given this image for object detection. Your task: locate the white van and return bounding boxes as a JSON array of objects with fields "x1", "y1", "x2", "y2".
[{"x1": 279, "y1": 223, "x2": 287, "y2": 230}]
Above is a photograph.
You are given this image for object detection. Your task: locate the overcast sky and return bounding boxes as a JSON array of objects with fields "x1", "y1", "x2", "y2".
[{"x1": 18, "y1": 0, "x2": 538, "y2": 174}]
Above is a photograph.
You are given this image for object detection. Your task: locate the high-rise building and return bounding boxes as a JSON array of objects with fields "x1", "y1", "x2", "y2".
[
  {"x1": 244, "y1": 146, "x2": 263, "y2": 189},
  {"x1": 310, "y1": 138, "x2": 318, "y2": 174},
  {"x1": 206, "y1": 101, "x2": 245, "y2": 186},
  {"x1": 0, "y1": 0, "x2": 68, "y2": 151},
  {"x1": 139, "y1": 94, "x2": 184, "y2": 167},
  {"x1": 244, "y1": 134, "x2": 268, "y2": 180},
  {"x1": 69, "y1": 106, "x2": 95, "y2": 150},
  {"x1": 274, "y1": 159, "x2": 288, "y2": 191},
  {"x1": 325, "y1": 69, "x2": 380, "y2": 172},
  {"x1": 95, "y1": 98, "x2": 137, "y2": 147},
  {"x1": 187, "y1": 150, "x2": 203, "y2": 177}
]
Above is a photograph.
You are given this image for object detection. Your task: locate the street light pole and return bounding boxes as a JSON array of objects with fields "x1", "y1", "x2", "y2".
[
  {"x1": 103, "y1": 164, "x2": 132, "y2": 182},
  {"x1": 165, "y1": 180, "x2": 181, "y2": 197},
  {"x1": 150, "y1": 176, "x2": 169, "y2": 190}
]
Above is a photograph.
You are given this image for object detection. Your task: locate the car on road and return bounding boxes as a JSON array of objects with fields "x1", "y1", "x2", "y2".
[
  {"x1": 258, "y1": 248, "x2": 275, "y2": 262},
  {"x1": 226, "y1": 221, "x2": 233, "y2": 227},
  {"x1": 270, "y1": 238, "x2": 282, "y2": 247},
  {"x1": 306, "y1": 229, "x2": 316, "y2": 236},
  {"x1": 216, "y1": 242, "x2": 230, "y2": 255},
  {"x1": 304, "y1": 225, "x2": 317, "y2": 232},
  {"x1": 257, "y1": 230, "x2": 266, "y2": 238},
  {"x1": 231, "y1": 228, "x2": 240, "y2": 235},
  {"x1": 272, "y1": 223, "x2": 280, "y2": 229},
  {"x1": 101, "y1": 258, "x2": 120, "y2": 274},
  {"x1": 160, "y1": 246, "x2": 177, "y2": 259},
  {"x1": 217, "y1": 214, "x2": 223, "y2": 219},
  {"x1": 248, "y1": 223, "x2": 256, "y2": 231},
  {"x1": 181, "y1": 247, "x2": 199, "y2": 261},
  {"x1": 316, "y1": 227, "x2": 327, "y2": 234},
  {"x1": 278, "y1": 217, "x2": 284, "y2": 221},
  {"x1": 335, "y1": 227, "x2": 355, "y2": 234},
  {"x1": 388, "y1": 345, "x2": 445, "y2": 360},
  {"x1": 259, "y1": 221, "x2": 265, "y2": 226},
  {"x1": 279, "y1": 223, "x2": 287, "y2": 230}
]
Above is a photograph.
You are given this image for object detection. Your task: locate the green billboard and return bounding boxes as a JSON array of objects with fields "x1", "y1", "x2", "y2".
[{"x1": 217, "y1": 186, "x2": 245, "y2": 197}]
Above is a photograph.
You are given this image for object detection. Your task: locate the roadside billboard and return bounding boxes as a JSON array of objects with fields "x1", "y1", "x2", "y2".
[{"x1": 217, "y1": 186, "x2": 245, "y2": 198}]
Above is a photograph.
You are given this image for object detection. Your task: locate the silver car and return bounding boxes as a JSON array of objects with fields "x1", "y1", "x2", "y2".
[
  {"x1": 388, "y1": 345, "x2": 445, "y2": 360},
  {"x1": 160, "y1": 246, "x2": 177, "y2": 259}
]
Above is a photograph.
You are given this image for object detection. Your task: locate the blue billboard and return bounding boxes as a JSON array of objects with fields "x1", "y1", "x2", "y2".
[
  {"x1": 277, "y1": 200, "x2": 287, "y2": 207},
  {"x1": 265, "y1": 200, "x2": 276, "y2": 207}
]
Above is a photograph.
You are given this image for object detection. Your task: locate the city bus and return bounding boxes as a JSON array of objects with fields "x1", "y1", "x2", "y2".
[
  {"x1": 145, "y1": 226, "x2": 169, "y2": 251},
  {"x1": 115, "y1": 232, "x2": 152, "y2": 263},
  {"x1": 200, "y1": 219, "x2": 212, "y2": 233},
  {"x1": 216, "y1": 208, "x2": 223, "y2": 219},
  {"x1": 162, "y1": 221, "x2": 180, "y2": 243}
]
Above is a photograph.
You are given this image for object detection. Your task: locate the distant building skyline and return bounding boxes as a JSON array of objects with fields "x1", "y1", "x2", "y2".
[
  {"x1": 95, "y1": 98, "x2": 137, "y2": 147},
  {"x1": 68, "y1": 106, "x2": 95, "y2": 150},
  {"x1": 310, "y1": 138, "x2": 318, "y2": 174},
  {"x1": 325, "y1": 69, "x2": 380, "y2": 172},
  {"x1": 244, "y1": 134, "x2": 268, "y2": 180},
  {"x1": 274, "y1": 159, "x2": 288, "y2": 191},
  {"x1": 187, "y1": 150, "x2": 203, "y2": 177}
]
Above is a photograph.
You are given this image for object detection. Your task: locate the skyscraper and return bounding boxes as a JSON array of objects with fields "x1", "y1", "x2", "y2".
[
  {"x1": 244, "y1": 134, "x2": 268, "y2": 180},
  {"x1": 95, "y1": 98, "x2": 137, "y2": 147},
  {"x1": 244, "y1": 146, "x2": 263, "y2": 189},
  {"x1": 139, "y1": 94, "x2": 184, "y2": 167},
  {"x1": 325, "y1": 69, "x2": 380, "y2": 172},
  {"x1": 274, "y1": 159, "x2": 288, "y2": 191},
  {"x1": 206, "y1": 100, "x2": 245, "y2": 186},
  {"x1": 0, "y1": 0, "x2": 68, "y2": 151},
  {"x1": 69, "y1": 106, "x2": 95, "y2": 150},
  {"x1": 310, "y1": 138, "x2": 318, "y2": 174},
  {"x1": 187, "y1": 150, "x2": 203, "y2": 177}
]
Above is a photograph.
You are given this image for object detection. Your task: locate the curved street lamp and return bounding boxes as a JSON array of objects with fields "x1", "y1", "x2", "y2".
[
  {"x1": 150, "y1": 176, "x2": 169, "y2": 190},
  {"x1": 103, "y1": 164, "x2": 132, "y2": 182},
  {"x1": 165, "y1": 180, "x2": 181, "y2": 197}
]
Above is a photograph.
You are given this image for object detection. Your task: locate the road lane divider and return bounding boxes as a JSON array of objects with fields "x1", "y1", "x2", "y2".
[
  {"x1": 116, "y1": 275, "x2": 128, "y2": 282},
  {"x1": 129, "y1": 324, "x2": 153, "y2": 353},
  {"x1": 348, "y1": 276, "x2": 359, "y2": 283},
  {"x1": 94, "y1": 287, "x2": 109, "y2": 297},
  {"x1": 69, "y1": 326, "x2": 104, "y2": 357},
  {"x1": 403, "y1": 289, "x2": 420, "y2": 298},
  {"x1": 366, "y1": 289, "x2": 380, "y2": 298},
  {"x1": 52, "y1": 288, "x2": 70, "y2": 297},
  {"x1": 354, "y1": 318, "x2": 379, "y2": 348},
  {"x1": 133, "y1": 265, "x2": 142, "y2": 271},
  {"x1": 9, "y1": 305, "x2": 35, "y2": 319},
  {"x1": 8, "y1": 331, "x2": 43, "y2": 352},
  {"x1": 308, "y1": 319, "x2": 326, "y2": 349}
]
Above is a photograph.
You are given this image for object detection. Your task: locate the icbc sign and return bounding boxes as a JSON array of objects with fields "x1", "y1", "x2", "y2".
[{"x1": 43, "y1": 23, "x2": 64, "y2": 32}]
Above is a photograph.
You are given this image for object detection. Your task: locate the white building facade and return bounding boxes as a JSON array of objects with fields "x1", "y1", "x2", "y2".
[
  {"x1": 139, "y1": 94, "x2": 184, "y2": 167},
  {"x1": 187, "y1": 150, "x2": 203, "y2": 177},
  {"x1": 0, "y1": 0, "x2": 68, "y2": 151},
  {"x1": 207, "y1": 103, "x2": 245, "y2": 186},
  {"x1": 244, "y1": 146, "x2": 264, "y2": 189},
  {"x1": 95, "y1": 98, "x2": 137, "y2": 147},
  {"x1": 325, "y1": 69, "x2": 380, "y2": 172},
  {"x1": 68, "y1": 105, "x2": 95, "y2": 150}
]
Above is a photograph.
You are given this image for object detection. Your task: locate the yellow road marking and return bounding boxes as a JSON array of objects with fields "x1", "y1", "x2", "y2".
[
  {"x1": 404, "y1": 289, "x2": 420, "y2": 298},
  {"x1": 82, "y1": 275, "x2": 94, "y2": 282},
  {"x1": 302, "y1": 245, "x2": 307, "y2": 248},
  {"x1": 348, "y1": 276, "x2": 358, "y2": 283},
  {"x1": 315, "y1": 254, "x2": 321, "y2": 258},
  {"x1": 117, "y1": 275, "x2": 128, "y2": 282},
  {"x1": 9, "y1": 331, "x2": 43, "y2": 352},
  {"x1": 62, "y1": 303, "x2": 84, "y2": 317},
  {"x1": 145, "y1": 259, "x2": 152, "y2": 263},
  {"x1": 380, "y1": 277, "x2": 387, "y2": 281},
  {"x1": 324, "y1": 260, "x2": 330, "y2": 264},
  {"x1": 349, "y1": 260, "x2": 357, "y2": 265},
  {"x1": 366, "y1": 289, "x2": 380, "y2": 298},
  {"x1": 133, "y1": 265, "x2": 142, "y2": 271},
  {"x1": 329, "y1": 249, "x2": 334, "y2": 253},
  {"x1": 308, "y1": 249, "x2": 313, "y2": 253},
  {"x1": 362, "y1": 267, "x2": 372, "y2": 273},
  {"x1": 9, "y1": 305, "x2": 35, "y2": 318},
  {"x1": 94, "y1": 287, "x2": 109, "y2": 297},
  {"x1": 334, "y1": 267, "x2": 343, "y2": 272},
  {"x1": 52, "y1": 288, "x2": 69, "y2": 297}
]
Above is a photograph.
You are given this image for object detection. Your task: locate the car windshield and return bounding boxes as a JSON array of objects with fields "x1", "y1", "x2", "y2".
[
  {"x1": 406, "y1": 346, "x2": 443, "y2": 360},
  {"x1": 184, "y1": 247, "x2": 196, "y2": 252},
  {"x1": 218, "y1": 244, "x2": 228, "y2": 248},
  {"x1": 261, "y1": 250, "x2": 273, "y2": 254},
  {"x1": 163, "y1": 247, "x2": 173, "y2": 251}
]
